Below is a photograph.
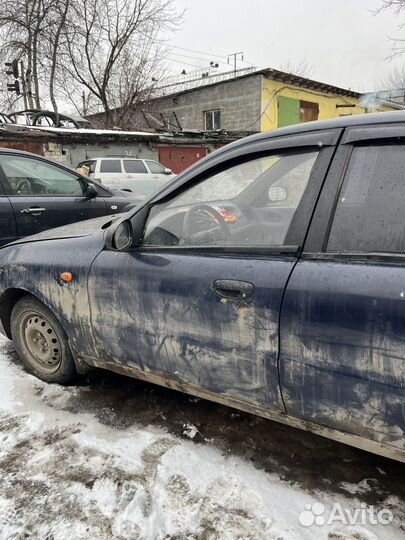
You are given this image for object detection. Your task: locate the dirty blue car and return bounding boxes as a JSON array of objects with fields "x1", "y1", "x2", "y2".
[{"x1": 0, "y1": 111, "x2": 404, "y2": 463}]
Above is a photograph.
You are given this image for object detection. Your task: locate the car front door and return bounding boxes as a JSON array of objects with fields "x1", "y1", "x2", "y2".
[
  {"x1": 0, "y1": 178, "x2": 17, "y2": 245},
  {"x1": 121, "y1": 159, "x2": 159, "y2": 197},
  {"x1": 88, "y1": 131, "x2": 339, "y2": 411},
  {"x1": 0, "y1": 153, "x2": 100, "y2": 238},
  {"x1": 280, "y1": 126, "x2": 405, "y2": 457}
]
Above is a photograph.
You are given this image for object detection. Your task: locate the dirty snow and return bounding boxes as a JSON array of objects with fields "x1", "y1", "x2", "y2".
[
  {"x1": 0, "y1": 335, "x2": 404, "y2": 539},
  {"x1": 26, "y1": 126, "x2": 160, "y2": 137}
]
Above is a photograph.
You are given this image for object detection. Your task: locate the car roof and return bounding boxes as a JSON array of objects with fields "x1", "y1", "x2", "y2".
[
  {"x1": 224, "y1": 110, "x2": 405, "y2": 149},
  {"x1": 91, "y1": 157, "x2": 144, "y2": 160},
  {"x1": 0, "y1": 147, "x2": 56, "y2": 158}
]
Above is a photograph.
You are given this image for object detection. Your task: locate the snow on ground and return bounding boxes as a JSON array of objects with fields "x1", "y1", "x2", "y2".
[{"x1": 0, "y1": 334, "x2": 404, "y2": 540}]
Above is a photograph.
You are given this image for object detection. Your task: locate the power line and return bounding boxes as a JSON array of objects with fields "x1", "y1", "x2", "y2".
[
  {"x1": 171, "y1": 45, "x2": 228, "y2": 60},
  {"x1": 171, "y1": 45, "x2": 258, "y2": 68},
  {"x1": 166, "y1": 54, "x2": 224, "y2": 71},
  {"x1": 166, "y1": 57, "x2": 207, "y2": 70},
  {"x1": 168, "y1": 51, "x2": 224, "y2": 64}
]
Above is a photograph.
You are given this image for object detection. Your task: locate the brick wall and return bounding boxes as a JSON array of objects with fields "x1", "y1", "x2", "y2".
[{"x1": 142, "y1": 74, "x2": 263, "y2": 132}]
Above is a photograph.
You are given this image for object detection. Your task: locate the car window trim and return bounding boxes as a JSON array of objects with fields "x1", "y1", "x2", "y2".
[
  {"x1": 341, "y1": 123, "x2": 405, "y2": 144},
  {"x1": 133, "y1": 245, "x2": 300, "y2": 257},
  {"x1": 131, "y1": 145, "x2": 337, "y2": 256},
  {"x1": 301, "y1": 251, "x2": 405, "y2": 264},
  {"x1": 303, "y1": 142, "x2": 352, "y2": 254},
  {"x1": 146, "y1": 129, "x2": 343, "y2": 207},
  {"x1": 0, "y1": 166, "x2": 8, "y2": 196},
  {"x1": 111, "y1": 129, "x2": 342, "y2": 255},
  {"x1": 304, "y1": 133, "x2": 405, "y2": 257},
  {"x1": 285, "y1": 146, "x2": 336, "y2": 246}
]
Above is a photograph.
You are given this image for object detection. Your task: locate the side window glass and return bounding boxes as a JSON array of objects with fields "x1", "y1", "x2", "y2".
[
  {"x1": 100, "y1": 160, "x2": 122, "y2": 173},
  {"x1": 123, "y1": 160, "x2": 147, "y2": 174},
  {"x1": 142, "y1": 151, "x2": 318, "y2": 248},
  {"x1": 146, "y1": 160, "x2": 166, "y2": 174},
  {"x1": 0, "y1": 156, "x2": 85, "y2": 196},
  {"x1": 328, "y1": 145, "x2": 405, "y2": 254}
]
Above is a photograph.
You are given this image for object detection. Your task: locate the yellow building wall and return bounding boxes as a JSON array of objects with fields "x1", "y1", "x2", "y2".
[{"x1": 260, "y1": 78, "x2": 393, "y2": 132}]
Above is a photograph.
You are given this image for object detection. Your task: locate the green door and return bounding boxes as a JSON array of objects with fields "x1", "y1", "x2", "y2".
[{"x1": 278, "y1": 96, "x2": 300, "y2": 127}]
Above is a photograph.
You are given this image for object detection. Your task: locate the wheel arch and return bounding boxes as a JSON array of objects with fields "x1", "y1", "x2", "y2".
[
  {"x1": 0, "y1": 288, "x2": 32, "y2": 338},
  {"x1": 0, "y1": 288, "x2": 92, "y2": 374}
]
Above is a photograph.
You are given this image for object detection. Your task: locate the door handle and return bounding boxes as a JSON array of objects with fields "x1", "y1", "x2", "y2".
[
  {"x1": 20, "y1": 207, "x2": 46, "y2": 215},
  {"x1": 213, "y1": 279, "x2": 255, "y2": 301}
]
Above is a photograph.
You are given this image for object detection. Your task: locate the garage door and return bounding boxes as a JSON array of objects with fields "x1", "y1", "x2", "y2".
[{"x1": 158, "y1": 146, "x2": 207, "y2": 174}]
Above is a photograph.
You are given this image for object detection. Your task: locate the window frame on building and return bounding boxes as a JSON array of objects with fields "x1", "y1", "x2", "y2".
[{"x1": 204, "y1": 109, "x2": 221, "y2": 131}]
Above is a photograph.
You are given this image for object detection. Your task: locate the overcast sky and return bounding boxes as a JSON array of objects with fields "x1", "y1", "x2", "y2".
[{"x1": 166, "y1": 0, "x2": 405, "y2": 91}]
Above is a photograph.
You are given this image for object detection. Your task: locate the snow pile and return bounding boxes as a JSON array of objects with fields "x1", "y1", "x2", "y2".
[{"x1": 0, "y1": 335, "x2": 403, "y2": 539}]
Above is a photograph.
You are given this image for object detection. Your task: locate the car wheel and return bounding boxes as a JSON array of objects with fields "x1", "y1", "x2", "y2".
[{"x1": 11, "y1": 296, "x2": 77, "y2": 384}]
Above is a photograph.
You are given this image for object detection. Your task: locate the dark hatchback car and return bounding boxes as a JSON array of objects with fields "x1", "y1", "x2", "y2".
[
  {"x1": 0, "y1": 112, "x2": 405, "y2": 462},
  {"x1": 0, "y1": 148, "x2": 139, "y2": 244}
]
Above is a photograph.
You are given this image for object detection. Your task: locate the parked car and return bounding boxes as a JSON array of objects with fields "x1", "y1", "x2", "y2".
[
  {"x1": 0, "y1": 148, "x2": 141, "y2": 245},
  {"x1": 1, "y1": 111, "x2": 405, "y2": 463},
  {"x1": 76, "y1": 157, "x2": 175, "y2": 196}
]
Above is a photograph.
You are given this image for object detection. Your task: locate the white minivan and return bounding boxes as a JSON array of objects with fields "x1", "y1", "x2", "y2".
[{"x1": 76, "y1": 157, "x2": 175, "y2": 199}]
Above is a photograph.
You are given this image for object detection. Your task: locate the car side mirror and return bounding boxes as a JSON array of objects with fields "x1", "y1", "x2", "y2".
[
  {"x1": 86, "y1": 182, "x2": 98, "y2": 198},
  {"x1": 112, "y1": 220, "x2": 133, "y2": 250},
  {"x1": 106, "y1": 205, "x2": 150, "y2": 251},
  {"x1": 164, "y1": 168, "x2": 172, "y2": 175}
]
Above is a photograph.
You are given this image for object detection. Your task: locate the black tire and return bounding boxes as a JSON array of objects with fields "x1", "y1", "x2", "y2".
[{"x1": 10, "y1": 296, "x2": 77, "y2": 384}]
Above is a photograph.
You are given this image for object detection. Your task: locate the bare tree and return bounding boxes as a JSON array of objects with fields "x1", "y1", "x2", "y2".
[
  {"x1": 378, "y1": 1, "x2": 405, "y2": 14},
  {"x1": 47, "y1": 0, "x2": 71, "y2": 113},
  {"x1": 378, "y1": 65, "x2": 405, "y2": 89},
  {"x1": 371, "y1": 65, "x2": 405, "y2": 106},
  {"x1": 0, "y1": 0, "x2": 56, "y2": 108},
  {"x1": 377, "y1": 1, "x2": 405, "y2": 57},
  {"x1": 0, "y1": 0, "x2": 180, "y2": 122},
  {"x1": 278, "y1": 59, "x2": 314, "y2": 79},
  {"x1": 56, "y1": 0, "x2": 180, "y2": 127}
]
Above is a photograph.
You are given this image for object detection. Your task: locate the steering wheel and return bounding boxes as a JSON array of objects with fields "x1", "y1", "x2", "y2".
[
  {"x1": 181, "y1": 204, "x2": 231, "y2": 245},
  {"x1": 16, "y1": 179, "x2": 32, "y2": 195}
]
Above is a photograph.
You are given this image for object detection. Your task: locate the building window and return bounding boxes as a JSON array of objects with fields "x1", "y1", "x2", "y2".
[{"x1": 204, "y1": 110, "x2": 221, "y2": 130}]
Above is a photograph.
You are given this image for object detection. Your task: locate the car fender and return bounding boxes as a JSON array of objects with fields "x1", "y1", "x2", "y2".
[{"x1": 0, "y1": 232, "x2": 105, "y2": 368}]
